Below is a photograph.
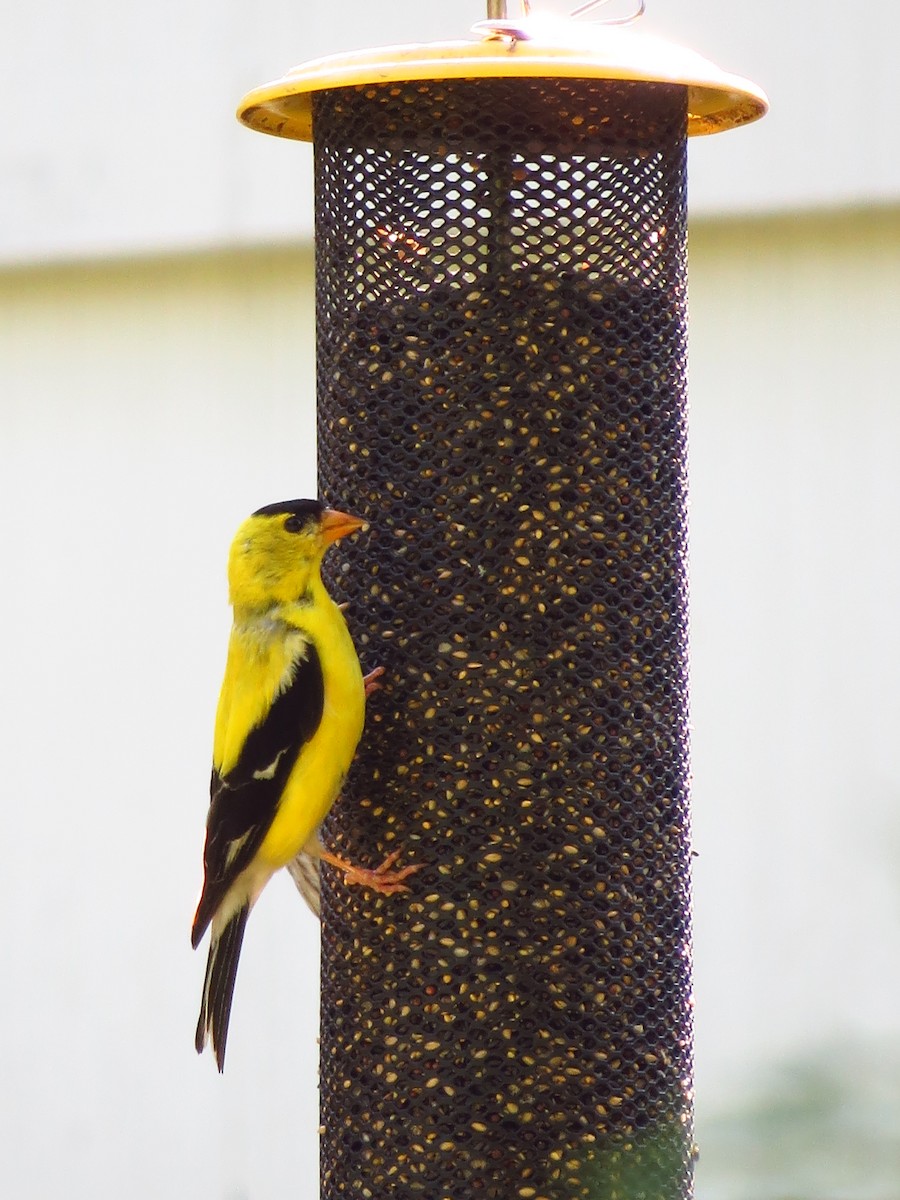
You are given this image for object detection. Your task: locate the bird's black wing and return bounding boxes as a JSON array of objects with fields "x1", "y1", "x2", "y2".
[{"x1": 191, "y1": 642, "x2": 325, "y2": 947}]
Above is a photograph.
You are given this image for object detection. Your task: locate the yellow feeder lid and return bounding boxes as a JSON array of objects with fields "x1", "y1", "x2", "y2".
[{"x1": 237, "y1": 17, "x2": 767, "y2": 142}]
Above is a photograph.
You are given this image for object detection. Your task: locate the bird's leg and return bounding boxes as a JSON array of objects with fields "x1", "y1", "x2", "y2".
[
  {"x1": 318, "y1": 846, "x2": 422, "y2": 897},
  {"x1": 363, "y1": 666, "x2": 385, "y2": 697}
]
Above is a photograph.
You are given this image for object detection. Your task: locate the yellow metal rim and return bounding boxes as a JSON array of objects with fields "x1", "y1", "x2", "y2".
[{"x1": 237, "y1": 31, "x2": 768, "y2": 142}]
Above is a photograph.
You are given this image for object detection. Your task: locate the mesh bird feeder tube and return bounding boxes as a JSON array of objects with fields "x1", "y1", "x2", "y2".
[{"x1": 239, "y1": 18, "x2": 765, "y2": 1200}]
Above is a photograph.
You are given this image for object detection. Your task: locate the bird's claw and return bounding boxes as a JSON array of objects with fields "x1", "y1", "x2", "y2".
[
  {"x1": 320, "y1": 846, "x2": 423, "y2": 896},
  {"x1": 363, "y1": 666, "x2": 386, "y2": 698}
]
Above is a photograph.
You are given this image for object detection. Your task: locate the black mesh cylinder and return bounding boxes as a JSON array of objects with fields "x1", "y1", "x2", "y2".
[{"x1": 315, "y1": 76, "x2": 692, "y2": 1200}]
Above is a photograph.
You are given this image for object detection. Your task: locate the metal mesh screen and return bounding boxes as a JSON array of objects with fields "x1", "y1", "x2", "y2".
[{"x1": 315, "y1": 76, "x2": 692, "y2": 1200}]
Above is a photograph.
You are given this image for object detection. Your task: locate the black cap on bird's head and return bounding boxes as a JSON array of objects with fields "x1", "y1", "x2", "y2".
[
  {"x1": 252, "y1": 498, "x2": 324, "y2": 521},
  {"x1": 251, "y1": 498, "x2": 364, "y2": 544}
]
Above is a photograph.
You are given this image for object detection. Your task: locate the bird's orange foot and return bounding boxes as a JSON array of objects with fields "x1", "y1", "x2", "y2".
[
  {"x1": 319, "y1": 847, "x2": 422, "y2": 896},
  {"x1": 363, "y1": 666, "x2": 386, "y2": 698}
]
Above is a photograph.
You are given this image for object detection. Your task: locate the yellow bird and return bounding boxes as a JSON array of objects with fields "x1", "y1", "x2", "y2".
[{"x1": 192, "y1": 499, "x2": 417, "y2": 1071}]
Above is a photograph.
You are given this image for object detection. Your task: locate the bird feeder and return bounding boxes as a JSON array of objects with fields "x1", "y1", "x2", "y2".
[{"x1": 238, "y1": 7, "x2": 765, "y2": 1199}]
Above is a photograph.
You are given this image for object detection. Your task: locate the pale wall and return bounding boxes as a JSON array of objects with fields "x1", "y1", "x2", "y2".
[
  {"x1": 1, "y1": 207, "x2": 899, "y2": 1197},
  {"x1": 0, "y1": 249, "x2": 321, "y2": 1200}
]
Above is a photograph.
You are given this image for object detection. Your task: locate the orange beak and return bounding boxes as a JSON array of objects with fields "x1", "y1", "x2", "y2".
[{"x1": 320, "y1": 507, "x2": 366, "y2": 545}]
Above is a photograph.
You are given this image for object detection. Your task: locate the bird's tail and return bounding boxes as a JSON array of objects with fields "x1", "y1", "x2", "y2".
[{"x1": 195, "y1": 903, "x2": 250, "y2": 1072}]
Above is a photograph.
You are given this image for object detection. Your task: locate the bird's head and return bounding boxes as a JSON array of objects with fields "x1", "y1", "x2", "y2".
[{"x1": 227, "y1": 499, "x2": 365, "y2": 610}]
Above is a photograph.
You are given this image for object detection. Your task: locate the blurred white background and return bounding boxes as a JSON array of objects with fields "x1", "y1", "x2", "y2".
[{"x1": 3, "y1": 2, "x2": 899, "y2": 1197}]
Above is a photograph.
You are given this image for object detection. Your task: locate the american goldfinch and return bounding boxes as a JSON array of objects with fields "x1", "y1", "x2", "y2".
[{"x1": 192, "y1": 499, "x2": 417, "y2": 1071}]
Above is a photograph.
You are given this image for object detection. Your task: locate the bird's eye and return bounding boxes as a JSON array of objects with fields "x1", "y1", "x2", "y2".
[{"x1": 284, "y1": 515, "x2": 304, "y2": 534}]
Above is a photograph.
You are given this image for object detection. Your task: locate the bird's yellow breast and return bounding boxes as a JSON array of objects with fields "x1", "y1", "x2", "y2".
[
  {"x1": 259, "y1": 593, "x2": 365, "y2": 867},
  {"x1": 212, "y1": 575, "x2": 366, "y2": 870}
]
